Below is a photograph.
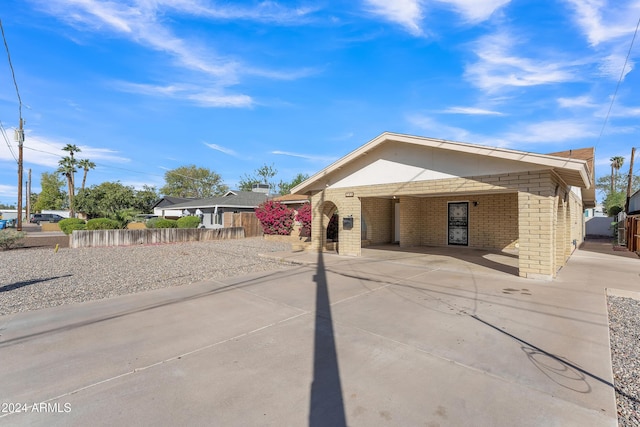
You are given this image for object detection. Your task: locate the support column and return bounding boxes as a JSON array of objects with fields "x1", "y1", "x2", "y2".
[
  {"x1": 399, "y1": 196, "x2": 421, "y2": 248},
  {"x1": 518, "y1": 191, "x2": 555, "y2": 279}
]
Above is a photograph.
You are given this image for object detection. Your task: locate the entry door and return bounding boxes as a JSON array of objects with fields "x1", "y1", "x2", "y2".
[{"x1": 448, "y1": 202, "x2": 468, "y2": 246}]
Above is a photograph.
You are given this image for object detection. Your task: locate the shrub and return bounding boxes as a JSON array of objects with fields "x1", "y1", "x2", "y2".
[
  {"x1": 255, "y1": 200, "x2": 295, "y2": 235},
  {"x1": 58, "y1": 218, "x2": 87, "y2": 235},
  {"x1": 0, "y1": 229, "x2": 25, "y2": 250},
  {"x1": 86, "y1": 218, "x2": 120, "y2": 230},
  {"x1": 155, "y1": 218, "x2": 178, "y2": 228},
  {"x1": 296, "y1": 203, "x2": 311, "y2": 238},
  {"x1": 177, "y1": 216, "x2": 201, "y2": 229},
  {"x1": 146, "y1": 217, "x2": 160, "y2": 228}
]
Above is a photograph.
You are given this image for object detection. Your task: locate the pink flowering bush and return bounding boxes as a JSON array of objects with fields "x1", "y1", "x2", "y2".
[
  {"x1": 255, "y1": 200, "x2": 295, "y2": 235},
  {"x1": 296, "y1": 203, "x2": 311, "y2": 237}
]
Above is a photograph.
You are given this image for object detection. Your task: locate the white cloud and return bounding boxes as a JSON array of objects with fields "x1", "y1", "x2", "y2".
[
  {"x1": 0, "y1": 131, "x2": 130, "y2": 168},
  {"x1": 36, "y1": 0, "x2": 316, "y2": 101},
  {"x1": 505, "y1": 119, "x2": 597, "y2": 144},
  {"x1": 0, "y1": 184, "x2": 16, "y2": 198},
  {"x1": 408, "y1": 115, "x2": 472, "y2": 141},
  {"x1": 557, "y1": 95, "x2": 597, "y2": 108},
  {"x1": 363, "y1": 0, "x2": 425, "y2": 35},
  {"x1": 435, "y1": 0, "x2": 511, "y2": 22},
  {"x1": 465, "y1": 32, "x2": 576, "y2": 92},
  {"x1": 408, "y1": 115, "x2": 600, "y2": 147},
  {"x1": 114, "y1": 82, "x2": 254, "y2": 108},
  {"x1": 161, "y1": 0, "x2": 319, "y2": 24},
  {"x1": 204, "y1": 143, "x2": 237, "y2": 156},
  {"x1": 272, "y1": 150, "x2": 337, "y2": 162},
  {"x1": 441, "y1": 106, "x2": 505, "y2": 115},
  {"x1": 564, "y1": 0, "x2": 640, "y2": 46},
  {"x1": 598, "y1": 52, "x2": 634, "y2": 80}
]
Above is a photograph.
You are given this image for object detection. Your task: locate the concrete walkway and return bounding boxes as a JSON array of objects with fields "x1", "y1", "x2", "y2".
[{"x1": 1, "y1": 243, "x2": 637, "y2": 426}]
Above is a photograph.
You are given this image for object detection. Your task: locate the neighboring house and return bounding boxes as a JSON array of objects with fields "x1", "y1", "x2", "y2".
[
  {"x1": 584, "y1": 203, "x2": 613, "y2": 237},
  {"x1": 291, "y1": 132, "x2": 595, "y2": 280},
  {"x1": 623, "y1": 189, "x2": 640, "y2": 251},
  {"x1": 584, "y1": 203, "x2": 607, "y2": 218},
  {"x1": 166, "y1": 190, "x2": 268, "y2": 229},
  {"x1": 270, "y1": 193, "x2": 309, "y2": 210},
  {"x1": 152, "y1": 196, "x2": 197, "y2": 219}
]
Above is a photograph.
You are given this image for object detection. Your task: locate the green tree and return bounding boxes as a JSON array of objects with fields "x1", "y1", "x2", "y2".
[
  {"x1": 238, "y1": 164, "x2": 278, "y2": 192},
  {"x1": 134, "y1": 185, "x2": 159, "y2": 213},
  {"x1": 0, "y1": 203, "x2": 16, "y2": 209},
  {"x1": 160, "y1": 165, "x2": 228, "y2": 198},
  {"x1": 77, "y1": 159, "x2": 96, "y2": 191},
  {"x1": 278, "y1": 173, "x2": 309, "y2": 195},
  {"x1": 75, "y1": 181, "x2": 137, "y2": 219},
  {"x1": 596, "y1": 173, "x2": 640, "y2": 215},
  {"x1": 33, "y1": 172, "x2": 66, "y2": 212}
]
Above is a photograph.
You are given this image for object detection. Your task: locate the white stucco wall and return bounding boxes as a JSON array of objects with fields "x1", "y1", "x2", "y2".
[{"x1": 328, "y1": 143, "x2": 548, "y2": 189}]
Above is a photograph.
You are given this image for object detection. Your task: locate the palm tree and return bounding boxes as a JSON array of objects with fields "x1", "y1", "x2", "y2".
[
  {"x1": 610, "y1": 156, "x2": 625, "y2": 194},
  {"x1": 77, "y1": 159, "x2": 96, "y2": 191},
  {"x1": 58, "y1": 157, "x2": 77, "y2": 217},
  {"x1": 62, "y1": 144, "x2": 81, "y2": 159},
  {"x1": 61, "y1": 144, "x2": 81, "y2": 190}
]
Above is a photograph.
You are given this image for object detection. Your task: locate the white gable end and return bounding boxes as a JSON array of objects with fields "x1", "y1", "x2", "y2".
[{"x1": 328, "y1": 143, "x2": 548, "y2": 189}]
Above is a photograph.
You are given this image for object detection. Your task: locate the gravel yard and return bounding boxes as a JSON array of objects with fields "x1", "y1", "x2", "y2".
[
  {"x1": 0, "y1": 237, "x2": 292, "y2": 316},
  {"x1": 608, "y1": 295, "x2": 640, "y2": 427}
]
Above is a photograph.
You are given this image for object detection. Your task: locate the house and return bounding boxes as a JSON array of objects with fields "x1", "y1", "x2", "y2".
[
  {"x1": 152, "y1": 196, "x2": 197, "y2": 219},
  {"x1": 291, "y1": 132, "x2": 595, "y2": 280},
  {"x1": 165, "y1": 190, "x2": 268, "y2": 229},
  {"x1": 623, "y1": 189, "x2": 640, "y2": 251}
]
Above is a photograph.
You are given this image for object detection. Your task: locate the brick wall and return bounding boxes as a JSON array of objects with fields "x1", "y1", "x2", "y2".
[
  {"x1": 361, "y1": 197, "x2": 393, "y2": 244},
  {"x1": 310, "y1": 170, "x2": 576, "y2": 278}
]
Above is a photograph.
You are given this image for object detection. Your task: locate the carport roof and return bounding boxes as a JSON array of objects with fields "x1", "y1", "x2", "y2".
[{"x1": 291, "y1": 132, "x2": 594, "y2": 195}]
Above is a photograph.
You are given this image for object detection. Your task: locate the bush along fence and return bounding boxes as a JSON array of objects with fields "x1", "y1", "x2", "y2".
[{"x1": 70, "y1": 227, "x2": 245, "y2": 249}]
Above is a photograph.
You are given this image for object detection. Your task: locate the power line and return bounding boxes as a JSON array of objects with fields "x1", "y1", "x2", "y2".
[
  {"x1": 0, "y1": 121, "x2": 18, "y2": 163},
  {"x1": 596, "y1": 15, "x2": 640, "y2": 148},
  {"x1": 21, "y1": 145, "x2": 207, "y2": 184},
  {"x1": 0, "y1": 19, "x2": 22, "y2": 119}
]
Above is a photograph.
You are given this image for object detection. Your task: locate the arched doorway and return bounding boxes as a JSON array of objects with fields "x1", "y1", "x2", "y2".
[{"x1": 320, "y1": 201, "x2": 338, "y2": 252}]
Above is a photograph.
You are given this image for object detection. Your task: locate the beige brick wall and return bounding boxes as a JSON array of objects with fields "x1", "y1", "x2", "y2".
[
  {"x1": 399, "y1": 196, "x2": 421, "y2": 248},
  {"x1": 310, "y1": 169, "x2": 579, "y2": 279},
  {"x1": 419, "y1": 193, "x2": 518, "y2": 249},
  {"x1": 361, "y1": 197, "x2": 394, "y2": 244}
]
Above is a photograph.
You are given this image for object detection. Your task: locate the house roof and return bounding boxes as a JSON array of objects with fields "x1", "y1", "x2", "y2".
[
  {"x1": 166, "y1": 191, "x2": 268, "y2": 209},
  {"x1": 546, "y1": 147, "x2": 596, "y2": 208},
  {"x1": 152, "y1": 196, "x2": 196, "y2": 209},
  {"x1": 291, "y1": 132, "x2": 594, "y2": 196},
  {"x1": 270, "y1": 194, "x2": 310, "y2": 204}
]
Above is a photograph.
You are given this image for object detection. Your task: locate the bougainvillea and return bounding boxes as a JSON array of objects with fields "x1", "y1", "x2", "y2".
[
  {"x1": 296, "y1": 203, "x2": 311, "y2": 237},
  {"x1": 255, "y1": 200, "x2": 295, "y2": 235}
]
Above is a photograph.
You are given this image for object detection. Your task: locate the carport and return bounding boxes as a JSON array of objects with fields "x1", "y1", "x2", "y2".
[{"x1": 291, "y1": 133, "x2": 595, "y2": 280}]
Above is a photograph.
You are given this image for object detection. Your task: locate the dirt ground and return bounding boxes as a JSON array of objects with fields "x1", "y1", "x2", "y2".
[{"x1": 580, "y1": 236, "x2": 639, "y2": 259}]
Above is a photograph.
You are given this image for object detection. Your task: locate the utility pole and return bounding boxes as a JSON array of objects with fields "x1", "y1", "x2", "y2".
[
  {"x1": 26, "y1": 168, "x2": 31, "y2": 222},
  {"x1": 626, "y1": 147, "x2": 636, "y2": 213},
  {"x1": 15, "y1": 118, "x2": 24, "y2": 231}
]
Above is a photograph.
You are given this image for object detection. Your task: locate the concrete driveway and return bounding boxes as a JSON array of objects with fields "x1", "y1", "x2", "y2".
[{"x1": 1, "y1": 243, "x2": 637, "y2": 426}]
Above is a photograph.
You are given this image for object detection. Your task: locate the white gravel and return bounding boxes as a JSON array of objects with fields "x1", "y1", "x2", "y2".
[
  {"x1": 0, "y1": 237, "x2": 292, "y2": 316},
  {"x1": 608, "y1": 295, "x2": 640, "y2": 427}
]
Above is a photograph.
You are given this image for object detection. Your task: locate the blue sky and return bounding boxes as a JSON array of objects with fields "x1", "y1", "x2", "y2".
[{"x1": 1, "y1": 0, "x2": 639, "y2": 206}]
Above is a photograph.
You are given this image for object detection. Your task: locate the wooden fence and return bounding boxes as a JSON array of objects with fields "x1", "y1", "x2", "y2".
[
  {"x1": 230, "y1": 212, "x2": 263, "y2": 238},
  {"x1": 70, "y1": 227, "x2": 246, "y2": 249}
]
